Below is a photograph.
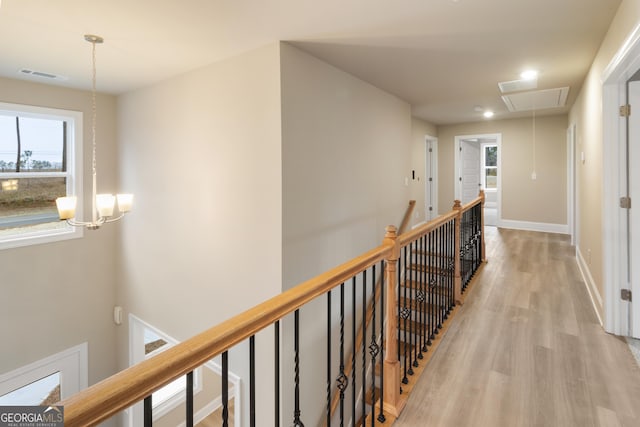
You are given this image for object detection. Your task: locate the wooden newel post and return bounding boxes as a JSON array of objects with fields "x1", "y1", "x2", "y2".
[
  {"x1": 452, "y1": 200, "x2": 463, "y2": 305},
  {"x1": 479, "y1": 189, "x2": 486, "y2": 263},
  {"x1": 382, "y1": 225, "x2": 406, "y2": 417}
]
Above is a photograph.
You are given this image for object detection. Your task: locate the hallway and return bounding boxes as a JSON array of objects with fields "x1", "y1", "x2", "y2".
[{"x1": 394, "y1": 227, "x2": 640, "y2": 427}]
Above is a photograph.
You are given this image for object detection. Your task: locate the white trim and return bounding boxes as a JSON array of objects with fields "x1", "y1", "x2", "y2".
[
  {"x1": 600, "y1": 23, "x2": 640, "y2": 336},
  {"x1": 425, "y1": 136, "x2": 438, "y2": 220},
  {"x1": 499, "y1": 219, "x2": 568, "y2": 234},
  {"x1": 576, "y1": 247, "x2": 604, "y2": 326},
  {"x1": 0, "y1": 342, "x2": 88, "y2": 401},
  {"x1": 567, "y1": 124, "x2": 577, "y2": 246},
  {"x1": 127, "y1": 314, "x2": 242, "y2": 426},
  {"x1": 602, "y1": 22, "x2": 640, "y2": 83}
]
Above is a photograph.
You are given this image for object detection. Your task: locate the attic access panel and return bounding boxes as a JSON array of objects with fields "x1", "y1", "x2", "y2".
[{"x1": 501, "y1": 87, "x2": 570, "y2": 112}]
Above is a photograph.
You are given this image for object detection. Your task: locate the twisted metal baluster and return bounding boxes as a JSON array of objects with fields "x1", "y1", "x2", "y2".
[
  {"x1": 293, "y1": 310, "x2": 305, "y2": 427},
  {"x1": 377, "y1": 261, "x2": 386, "y2": 423},
  {"x1": 337, "y1": 283, "x2": 347, "y2": 427}
]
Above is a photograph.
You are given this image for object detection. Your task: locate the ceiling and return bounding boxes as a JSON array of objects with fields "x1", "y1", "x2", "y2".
[{"x1": 0, "y1": 0, "x2": 621, "y2": 125}]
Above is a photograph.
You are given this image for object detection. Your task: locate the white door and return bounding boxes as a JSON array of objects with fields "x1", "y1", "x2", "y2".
[
  {"x1": 425, "y1": 138, "x2": 438, "y2": 220},
  {"x1": 460, "y1": 140, "x2": 481, "y2": 204},
  {"x1": 629, "y1": 80, "x2": 640, "y2": 337}
]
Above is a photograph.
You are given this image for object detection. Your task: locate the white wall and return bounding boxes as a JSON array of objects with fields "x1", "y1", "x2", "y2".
[
  {"x1": 0, "y1": 78, "x2": 119, "y2": 398},
  {"x1": 280, "y1": 42, "x2": 412, "y2": 426},
  {"x1": 116, "y1": 43, "x2": 283, "y2": 425},
  {"x1": 436, "y1": 115, "x2": 568, "y2": 227},
  {"x1": 569, "y1": 0, "x2": 640, "y2": 318}
]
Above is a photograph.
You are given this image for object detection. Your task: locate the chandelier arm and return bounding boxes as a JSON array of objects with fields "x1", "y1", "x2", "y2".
[{"x1": 103, "y1": 213, "x2": 126, "y2": 224}]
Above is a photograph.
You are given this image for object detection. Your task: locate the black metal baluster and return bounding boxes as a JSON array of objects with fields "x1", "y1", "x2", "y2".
[
  {"x1": 451, "y1": 219, "x2": 456, "y2": 307},
  {"x1": 411, "y1": 240, "x2": 419, "y2": 369},
  {"x1": 222, "y1": 351, "x2": 229, "y2": 427},
  {"x1": 186, "y1": 371, "x2": 194, "y2": 427},
  {"x1": 275, "y1": 321, "x2": 280, "y2": 427},
  {"x1": 401, "y1": 246, "x2": 410, "y2": 384},
  {"x1": 438, "y1": 224, "x2": 444, "y2": 330},
  {"x1": 369, "y1": 265, "x2": 377, "y2": 427},
  {"x1": 444, "y1": 223, "x2": 449, "y2": 318},
  {"x1": 447, "y1": 221, "x2": 451, "y2": 308},
  {"x1": 352, "y1": 277, "x2": 357, "y2": 424},
  {"x1": 327, "y1": 291, "x2": 332, "y2": 427},
  {"x1": 293, "y1": 310, "x2": 305, "y2": 427},
  {"x1": 419, "y1": 234, "x2": 427, "y2": 357},
  {"x1": 427, "y1": 230, "x2": 434, "y2": 346},
  {"x1": 361, "y1": 270, "x2": 367, "y2": 426},
  {"x1": 338, "y1": 283, "x2": 347, "y2": 427},
  {"x1": 378, "y1": 261, "x2": 386, "y2": 424},
  {"x1": 250, "y1": 335, "x2": 256, "y2": 427},
  {"x1": 144, "y1": 395, "x2": 152, "y2": 427}
]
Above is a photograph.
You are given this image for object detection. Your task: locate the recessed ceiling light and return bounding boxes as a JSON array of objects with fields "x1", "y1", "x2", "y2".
[
  {"x1": 520, "y1": 70, "x2": 539, "y2": 81},
  {"x1": 483, "y1": 111, "x2": 495, "y2": 118}
]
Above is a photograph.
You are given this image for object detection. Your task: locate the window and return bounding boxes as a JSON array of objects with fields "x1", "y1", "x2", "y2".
[
  {"x1": 481, "y1": 144, "x2": 498, "y2": 190},
  {"x1": 129, "y1": 315, "x2": 202, "y2": 423},
  {"x1": 0, "y1": 102, "x2": 83, "y2": 249},
  {"x1": 0, "y1": 343, "x2": 88, "y2": 405}
]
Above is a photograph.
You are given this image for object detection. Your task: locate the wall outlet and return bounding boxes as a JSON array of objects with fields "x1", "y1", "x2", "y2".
[{"x1": 531, "y1": 171, "x2": 537, "y2": 180}]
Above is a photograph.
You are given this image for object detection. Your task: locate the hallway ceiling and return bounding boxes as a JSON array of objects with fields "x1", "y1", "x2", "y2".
[{"x1": 0, "y1": 0, "x2": 621, "y2": 125}]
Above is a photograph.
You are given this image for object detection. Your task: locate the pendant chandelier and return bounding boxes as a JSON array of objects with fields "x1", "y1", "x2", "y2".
[{"x1": 56, "y1": 34, "x2": 133, "y2": 230}]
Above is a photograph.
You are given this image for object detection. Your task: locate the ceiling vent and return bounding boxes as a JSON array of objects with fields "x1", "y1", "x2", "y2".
[
  {"x1": 19, "y1": 69, "x2": 68, "y2": 81},
  {"x1": 498, "y1": 78, "x2": 538, "y2": 93},
  {"x1": 501, "y1": 87, "x2": 570, "y2": 112}
]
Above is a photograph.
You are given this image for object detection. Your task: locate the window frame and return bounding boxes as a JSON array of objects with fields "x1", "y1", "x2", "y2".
[
  {"x1": 480, "y1": 143, "x2": 498, "y2": 191},
  {"x1": 0, "y1": 343, "x2": 88, "y2": 404},
  {"x1": 128, "y1": 315, "x2": 203, "y2": 423},
  {"x1": 0, "y1": 102, "x2": 83, "y2": 250}
]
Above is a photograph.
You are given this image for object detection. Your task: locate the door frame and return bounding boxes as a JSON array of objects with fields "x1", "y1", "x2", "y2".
[
  {"x1": 454, "y1": 133, "x2": 502, "y2": 226},
  {"x1": 425, "y1": 135, "x2": 438, "y2": 220},
  {"x1": 567, "y1": 124, "x2": 577, "y2": 246},
  {"x1": 602, "y1": 22, "x2": 640, "y2": 336}
]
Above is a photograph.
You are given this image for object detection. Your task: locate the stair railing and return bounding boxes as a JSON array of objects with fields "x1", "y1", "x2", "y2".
[
  {"x1": 325, "y1": 200, "x2": 415, "y2": 423},
  {"x1": 58, "y1": 194, "x2": 485, "y2": 427},
  {"x1": 388, "y1": 190, "x2": 486, "y2": 400}
]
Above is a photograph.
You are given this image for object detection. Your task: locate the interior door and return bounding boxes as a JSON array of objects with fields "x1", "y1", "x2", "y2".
[
  {"x1": 629, "y1": 79, "x2": 640, "y2": 337},
  {"x1": 460, "y1": 140, "x2": 480, "y2": 204}
]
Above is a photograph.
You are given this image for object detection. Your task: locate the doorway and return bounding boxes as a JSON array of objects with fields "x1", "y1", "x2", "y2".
[
  {"x1": 454, "y1": 133, "x2": 502, "y2": 227},
  {"x1": 602, "y1": 24, "x2": 640, "y2": 337}
]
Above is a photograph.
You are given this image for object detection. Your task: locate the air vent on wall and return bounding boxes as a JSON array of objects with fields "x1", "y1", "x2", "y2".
[
  {"x1": 501, "y1": 87, "x2": 570, "y2": 112},
  {"x1": 19, "y1": 69, "x2": 68, "y2": 81}
]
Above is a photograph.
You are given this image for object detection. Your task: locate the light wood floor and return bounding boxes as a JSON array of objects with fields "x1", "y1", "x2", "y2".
[{"x1": 394, "y1": 227, "x2": 640, "y2": 427}]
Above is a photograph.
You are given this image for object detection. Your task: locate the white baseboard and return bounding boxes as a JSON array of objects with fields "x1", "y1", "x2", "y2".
[
  {"x1": 576, "y1": 246, "x2": 604, "y2": 325},
  {"x1": 498, "y1": 219, "x2": 569, "y2": 234}
]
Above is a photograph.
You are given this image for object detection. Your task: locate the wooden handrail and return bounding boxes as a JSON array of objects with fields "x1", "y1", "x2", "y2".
[
  {"x1": 398, "y1": 200, "x2": 416, "y2": 235},
  {"x1": 59, "y1": 243, "x2": 394, "y2": 426}
]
